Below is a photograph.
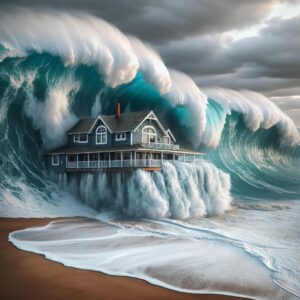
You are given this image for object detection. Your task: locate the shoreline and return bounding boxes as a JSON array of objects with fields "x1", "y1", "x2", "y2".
[{"x1": 0, "y1": 217, "x2": 250, "y2": 300}]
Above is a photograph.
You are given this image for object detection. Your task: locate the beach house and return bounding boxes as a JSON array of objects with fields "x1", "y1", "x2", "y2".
[{"x1": 45, "y1": 103, "x2": 202, "y2": 173}]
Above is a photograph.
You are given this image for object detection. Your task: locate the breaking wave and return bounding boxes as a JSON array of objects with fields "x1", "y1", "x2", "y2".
[{"x1": 0, "y1": 6, "x2": 299, "y2": 218}]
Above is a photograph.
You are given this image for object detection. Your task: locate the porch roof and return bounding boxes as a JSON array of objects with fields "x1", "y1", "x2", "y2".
[{"x1": 46, "y1": 145, "x2": 203, "y2": 156}]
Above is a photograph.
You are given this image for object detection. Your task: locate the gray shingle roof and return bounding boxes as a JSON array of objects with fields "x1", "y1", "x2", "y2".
[{"x1": 67, "y1": 111, "x2": 151, "y2": 134}]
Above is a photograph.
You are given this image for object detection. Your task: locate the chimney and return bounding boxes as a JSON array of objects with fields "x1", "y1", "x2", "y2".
[{"x1": 115, "y1": 102, "x2": 121, "y2": 119}]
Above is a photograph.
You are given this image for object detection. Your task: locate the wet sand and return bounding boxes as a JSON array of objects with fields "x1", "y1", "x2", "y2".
[{"x1": 0, "y1": 218, "x2": 249, "y2": 300}]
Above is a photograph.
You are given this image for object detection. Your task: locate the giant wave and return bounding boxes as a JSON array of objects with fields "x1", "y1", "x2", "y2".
[
  {"x1": 1, "y1": 7, "x2": 300, "y2": 300},
  {"x1": 0, "y1": 6, "x2": 299, "y2": 216}
]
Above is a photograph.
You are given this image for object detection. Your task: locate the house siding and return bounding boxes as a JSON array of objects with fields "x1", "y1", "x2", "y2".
[
  {"x1": 46, "y1": 154, "x2": 66, "y2": 174},
  {"x1": 68, "y1": 134, "x2": 90, "y2": 146},
  {"x1": 112, "y1": 132, "x2": 131, "y2": 147}
]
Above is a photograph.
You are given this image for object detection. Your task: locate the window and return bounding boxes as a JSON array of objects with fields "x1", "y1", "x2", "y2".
[
  {"x1": 96, "y1": 126, "x2": 107, "y2": 144},
  {"x1": 52, "y1": 155, "x2": 59, "y2": 166},
  {"x1": 163, "y1": 136, "x2": 170, "y2": 144},
  {"x1": 142, "y1": 126, "x2": 156, "y2": 143},
  {"x1": 74, "y1": 134, "x2": 88, "y2": 143},
  {"x1": 115, "y1": 133, "x2": 126, "y2": 141}
]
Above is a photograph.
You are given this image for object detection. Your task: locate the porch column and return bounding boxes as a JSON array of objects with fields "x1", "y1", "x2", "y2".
[
  {"x1": 121, "y1": 152, "x2": 123, "y2": 167},
  {"x1": 109, "y1": 152, "x2": 111, "y2": 168},
  {"x1": 161, "y1": 151, "x2": 163, "y2": 164},
  {"x1": 173, "y1": 153, "x2": 175, "y2": 162},
  {"x1": 134, "y1": 151, "x2": 136, "y2": 167},
  {"x1": 130, "y1": 152, "x2": 132, "y2": 167},
  {"x1": 98, "y1": 153, "x2": 100, "y2": 168},
  {"x1": 88, "y1": 153, "x2": 90, "y2": 168},
  {"x1": 145, "y1": 152, "x2": 147, "y2": 167}
]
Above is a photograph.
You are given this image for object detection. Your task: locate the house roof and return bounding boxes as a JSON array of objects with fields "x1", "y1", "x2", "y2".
[{"x1": 68, "y1": 110, "x2": 151, "y2": 134}]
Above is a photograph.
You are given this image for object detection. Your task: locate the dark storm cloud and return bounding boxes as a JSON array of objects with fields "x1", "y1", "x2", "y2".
[
  {"x1": 0, "y1": 0, "x2": 299, "y2": 123},
  {"x1": 0, "y1": 0, "x2": 291, "y2": 43},
  {"x1": 159, "y1": 15, "x2": 300, "y2": 96}
]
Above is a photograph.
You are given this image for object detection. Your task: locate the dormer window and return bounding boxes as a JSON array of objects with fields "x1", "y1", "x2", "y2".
[
  {"x1": 74, "y1": 134, "x2": 88, "y2": 143},
  {"x1": 96, "y1": 126, "x2": 107, "y2": 144},
  {"x1": 142, "y1": 126, "x2": 156, "y2": 143},
  {"x1": 116, "y1": 133, "x2": 126, "y2": 141}
]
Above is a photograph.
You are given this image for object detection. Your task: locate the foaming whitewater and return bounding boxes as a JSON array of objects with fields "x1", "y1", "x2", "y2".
[
  {"x1": 1, "y1": 6, "x2": 300, "y2": 300},
  {"x1": 57, "y1": 161, "x2": 231, "y2": 220}
]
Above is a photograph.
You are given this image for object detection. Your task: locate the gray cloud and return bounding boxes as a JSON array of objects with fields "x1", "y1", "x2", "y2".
[
  {"x1": 0, "y1": 0, "x2": 291, "y2": 43},
  {"x1": 0, "y1": 0, "x2": 299, "y2": 124},
  {"x1": 159, "y1": 16, "x2": 300, "y2": 95}
]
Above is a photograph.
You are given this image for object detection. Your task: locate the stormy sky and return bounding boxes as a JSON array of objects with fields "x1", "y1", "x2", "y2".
[{"x1": 1, "y1": 0, "x2": 300, "y2": 125}]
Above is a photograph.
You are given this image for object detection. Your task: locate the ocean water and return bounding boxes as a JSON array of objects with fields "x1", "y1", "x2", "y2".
[
  {"x1": 0, "y1": 7, "x2": 300, "y2": 300},
  {"x1": 9, "y1": 199, "x2": 300, "y2": 299}
]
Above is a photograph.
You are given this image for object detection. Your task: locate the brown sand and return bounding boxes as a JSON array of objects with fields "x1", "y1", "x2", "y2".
[{"x1": 0, "y1": 218, "x2": 250, "y2": 300}]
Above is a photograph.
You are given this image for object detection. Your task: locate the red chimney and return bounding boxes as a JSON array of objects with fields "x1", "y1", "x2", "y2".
[{"x1": 115, "y1": 102, "x2": 121, "y2": 119}]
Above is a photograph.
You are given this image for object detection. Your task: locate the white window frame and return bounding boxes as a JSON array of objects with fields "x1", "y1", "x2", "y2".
[
  {"x1": 52, "y1": 154, "x2": 59, "y2": 166},
  {"x1": 73, "y1": 134, "x2": 88, "y2": 143},
  {"x1": 142, "y1": 126, "x2": 157, "y2": 143},
  {"x1": 115, "y1": 133, "x2": 126, "y2": 141},
  {"x1": 96, "y1": 125, "x2": 107, "y2": 145},
  {"x1": 163, "y1": 136, "x2": 170, "y2": 144}
]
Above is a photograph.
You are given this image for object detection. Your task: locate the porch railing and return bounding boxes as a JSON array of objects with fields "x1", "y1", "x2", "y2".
[
  {"x1": 140, "y1": 142, "x2": 179, "y2": 150},
  {"x1": 67, "y1": 159, "x2": 162, "y2": 169}
]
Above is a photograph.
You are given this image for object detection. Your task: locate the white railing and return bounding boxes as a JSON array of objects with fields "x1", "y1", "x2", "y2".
[
  {"x1": 140, "y1": 142, "x2": 179, "y2": 150},
  {"x1": 67, "y1": 159, "x2": 162, "y2": 169}
]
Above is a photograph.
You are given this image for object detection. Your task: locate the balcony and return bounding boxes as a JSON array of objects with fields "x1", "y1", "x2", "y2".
[{"x1": 140, "y1": 142, "x2": 179, "y2": 151}]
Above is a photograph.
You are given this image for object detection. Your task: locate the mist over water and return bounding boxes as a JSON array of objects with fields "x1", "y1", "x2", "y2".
[{"x1": 0, "y1": 6, "x2": 300, "y2": 299}]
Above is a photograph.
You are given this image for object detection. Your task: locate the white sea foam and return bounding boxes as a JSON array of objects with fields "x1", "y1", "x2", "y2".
[
  {"x1": 204, "y1": 87, "x2": 300, "y2": 147},
  {"x1": 0, "y1": 7, "x2": 299, "y2": 148},
  {"x1": 24, "y1": 73, "x2": 79, "y2": 149},
  {"x1": 58, "y1": 161, "x2": 232, "y2": 220},
  {"x1": 9, "y1": 199, "x2": 299, "y2": 299},
  {"x1": 0, "y1": 183, "x2": 96, "y2": 218}
]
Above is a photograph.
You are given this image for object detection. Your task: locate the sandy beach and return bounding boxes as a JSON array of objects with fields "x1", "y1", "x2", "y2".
[{"x1": 0, "y1": 218, "x2": 250, "y2": 300}]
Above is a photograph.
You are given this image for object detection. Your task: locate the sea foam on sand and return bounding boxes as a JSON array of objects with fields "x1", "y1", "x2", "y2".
[{"x1": 9, "y1": 208, "x2": 296, "y2": 300}]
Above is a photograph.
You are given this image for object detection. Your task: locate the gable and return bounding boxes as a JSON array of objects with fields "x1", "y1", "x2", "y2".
[
  {"x1": 89, "y1": 117, "x2": 111, "y2": 134},
  {"x1": 166, "y1": 129, "x2": 176, "y2": 142},
  {"x1": 66, "y1": 110, "x2": 171, "y2": 136},
  {"x1": 134, "y1": 111, "x2": 167, "y2": 136}
]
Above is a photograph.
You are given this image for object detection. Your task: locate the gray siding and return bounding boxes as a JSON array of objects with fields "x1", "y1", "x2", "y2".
[
  {"x1": 68, "y1": 134, "x2": 91, "y2": 146},
  {"x1": 46, "y1": 154, "x2": 66, "y2": 174},
  {"x1": 112, "y1": 132, "x2": 131, "y2": 147}
]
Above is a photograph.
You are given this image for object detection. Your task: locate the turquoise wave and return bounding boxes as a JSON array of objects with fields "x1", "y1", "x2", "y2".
[{"x1": 0, "y1": 51, "x2": 299, "y2": 214}]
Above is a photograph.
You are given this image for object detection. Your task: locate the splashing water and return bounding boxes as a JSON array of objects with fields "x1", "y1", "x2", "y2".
[{"x1": 0, "y1": 6, "x2": 300, "y2": 300}]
